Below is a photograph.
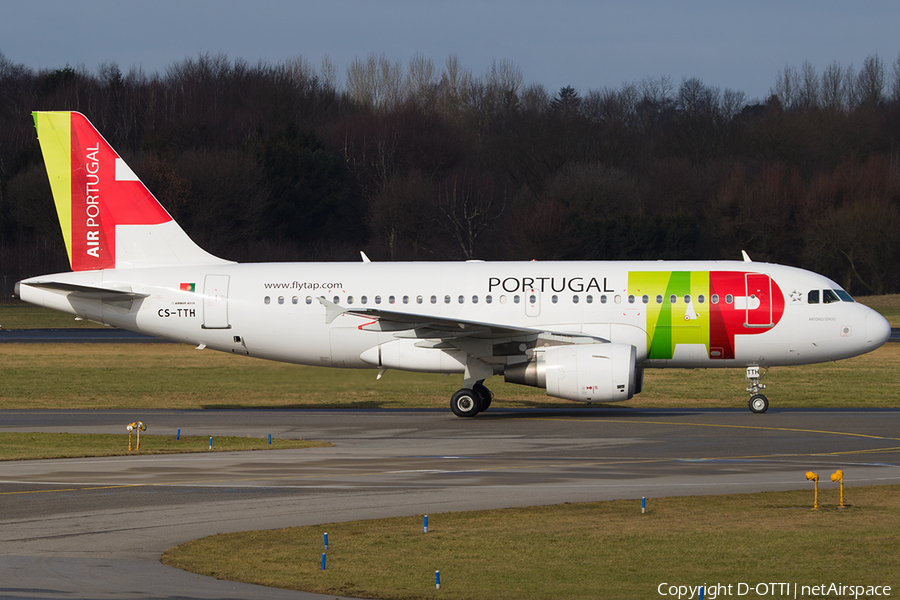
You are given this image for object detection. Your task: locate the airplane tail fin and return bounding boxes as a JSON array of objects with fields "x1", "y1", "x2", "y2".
[{"x1": 32, "y1": 111, "x2": 229, "y2": 271}]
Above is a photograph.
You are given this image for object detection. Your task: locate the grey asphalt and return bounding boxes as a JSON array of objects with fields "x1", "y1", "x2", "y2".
[{"x1": 1, "y1": 407, "x2": 899, "y2": 599}]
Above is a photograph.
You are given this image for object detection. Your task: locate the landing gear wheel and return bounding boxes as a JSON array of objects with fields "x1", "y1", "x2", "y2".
[
  {"x1": 451, "y1": 388, "x2": 480, "y2": 417},
  {"x1": 472, "y1": 383, "x2": 493, "y2": 412},
  {"x1": 749, "y1": 394, "x2": 769, "y2": 414}
]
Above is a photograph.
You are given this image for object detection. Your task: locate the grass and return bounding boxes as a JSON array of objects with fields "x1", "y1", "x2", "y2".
[
  {"x1": 1, "y1": 342, "x2": 898, "y2": 410},
  {"x1": 0, "y1": 303, "x2": 102, "y2": 329},
  {"x1": 856, "y1": 293, "x2": 900, "y2": 327},
  {"x1": 0, "y1": 432, "x2": 330, "y2": 461},
  {"x1": 162, "y1": 485, "x2": 900, "y2": 600}
]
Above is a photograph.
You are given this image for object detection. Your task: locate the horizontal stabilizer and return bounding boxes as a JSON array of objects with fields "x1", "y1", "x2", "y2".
[{"x1": 23, "y1": 280, "x2": 149, "y2": 300}]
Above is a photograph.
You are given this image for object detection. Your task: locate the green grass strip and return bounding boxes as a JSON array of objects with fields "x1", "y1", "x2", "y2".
[
  {"x1": 0, "y1": 432, "x2": 330, "y2": 461},
  {"x1": 163, "y1": 485, "x2": 900, "y2": 600}
]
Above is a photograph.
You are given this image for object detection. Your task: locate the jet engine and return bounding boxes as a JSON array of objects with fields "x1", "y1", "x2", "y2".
[{"x1": 504, "y1": 343, "x2": 637, "y2": 402}]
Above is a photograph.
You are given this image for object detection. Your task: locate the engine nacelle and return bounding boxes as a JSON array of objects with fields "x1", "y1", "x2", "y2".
[{"x1": 505, "y1": 343, "x2": 637, "y2": 403}]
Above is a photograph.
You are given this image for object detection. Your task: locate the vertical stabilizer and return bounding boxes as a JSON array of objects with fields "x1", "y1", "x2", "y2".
[{"x1": 33, "y1": 111, "x2": 229, "y2": 271}]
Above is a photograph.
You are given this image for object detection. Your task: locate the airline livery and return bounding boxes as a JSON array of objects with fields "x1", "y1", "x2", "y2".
[{"x1": 16, "y1": 112, "x2": 893, "y2": 416}]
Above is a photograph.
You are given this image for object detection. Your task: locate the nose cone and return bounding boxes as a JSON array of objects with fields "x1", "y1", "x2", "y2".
[{"x1": 866, "y1": 310, "x2": 892, "y2": 349}]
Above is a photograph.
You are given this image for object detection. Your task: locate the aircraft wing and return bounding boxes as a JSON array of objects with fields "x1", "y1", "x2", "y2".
[{"x1": 317, "y1": 296, "x2": 605, "y2": 352}]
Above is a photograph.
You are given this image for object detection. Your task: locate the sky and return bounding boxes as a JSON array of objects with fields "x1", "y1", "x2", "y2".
[{"x1": 2, "y1": 0, "x2": 899, "y2": 102}]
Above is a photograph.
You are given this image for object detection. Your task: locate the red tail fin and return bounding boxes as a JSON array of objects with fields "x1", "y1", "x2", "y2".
[{"x1": 34, "y1": 112, "x2": 227, "y2": 270}]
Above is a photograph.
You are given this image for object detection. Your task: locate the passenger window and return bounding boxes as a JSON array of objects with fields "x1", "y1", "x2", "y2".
[
  {"x1": 823, "y1": 289, "x2": 840, "y2": 304},
  {"x1": 684, "y1": 295, "x2": 691, "y2": 304},
  {"x1": 292, "y1": 296, "x2": 298, "y2": 305},
  {"x1": 514, "y1": 295, "x2": 521, "y2": 304},
  {"x1": 573, "y1": 295, "x2": 579, "y2": 304},
  {"x1": 808, "y1": 290, "x2": 820, "y2": 304},
  {"x1": 333, "y1": 296, "x2": 339, "y2": 304},
  {"x1": 278, "y1": 296, "x2": 284, "y2": 305},
  {"x1": 347, "y1": 296, "x2": 353, "y2": 304},
  {"x1": 725, "y1": 294, "x2": 733, "y2": 304},
  {"x1": 444, "y1": 295, "x2": 451, "y2": 304},
  {"x1": 698, "y1": 295, "x2": 705, "y2": 304},
  {"x1": 601, "y1": 295, "x2": 608, "y2": 304},
  {"x1": 389, "y1": 295, "x2": 396, "y2": 304},
  {"x1": 628, "y1": 295, "x2": 635, "y2": 304},
  {"x1": 430, "y1": 295, "x2": 437, "y2": 304},
  {"x1": 458, "y1": 295, "x2": 465, "y2": 304},
  {"x1": 529, "y1": 294, "x2": 536, "y2": 304},
  {"x1": 361, "y1": 296, "x2": 367, "y2": 305},
  {"x1": 472, "y1": 296, "x2": 478, "y2": 304},
  {"x1": 586, "y1": 295, "x2": 593, "y2": 304},
  {"x1": 305, "y1": 296, "x2": 312, "y2": 305},
  {"x1": 656, "y1": 295, "x2": 663, "y2": 304},
  {"x1": 416, "y1": 295, "x2": 423, "y2": 304},
  {"x1": 642, "y1": 295, "x2": 649, "y2": 304},
  {"x1": 486, "y1": 295, "x2": 493, "y2": 304},
  {"x1": 264, "y1": 296, "x2": 271, "y2": 305},
  {"x1": 711, "y1": 294, "x2": 719, "y2": 304},
  {"x1": 670, "y1": 294, "x2": 677, "y2": 304},
  {"x1": 551, "y1": 295, "x2": 558, "y2": 304},
  {"x1": 402, "y1": 296, "x2": 409, "y2": 304},
  {"x1": 375, "y1": 296, "x2": 381, "y2": 304}
]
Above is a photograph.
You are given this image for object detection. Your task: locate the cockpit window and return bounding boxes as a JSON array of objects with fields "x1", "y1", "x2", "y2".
[
  {"x1": 823, "y1": 289, "x2": 840, "y2": 304},
  {"x1": 835, "y1": 289, "x2": 854, "y2": 302},
  {"x1": 808, "y1": 290, "x2": 820, "y2": 304}
]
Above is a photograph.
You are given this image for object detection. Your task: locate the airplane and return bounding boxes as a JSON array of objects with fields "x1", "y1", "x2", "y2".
[{"x1": 15, "y1": 111, "x2": 893, "y2": 416}]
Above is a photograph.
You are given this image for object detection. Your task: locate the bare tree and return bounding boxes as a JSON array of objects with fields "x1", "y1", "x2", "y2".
[
  {"x1": 470, "y1": 58, "x2": 523, "y2": 122},
  {"x1": 437, "y1": 54, "x2": 472, "y2": 118},
  {"x1": 346, "y1": 53, "x2": 404, "y2": 111},
  {"x1": 772, "y1": 64, "x2": 800, "y2": 109},
  {"x1": 405, "y1": 53, "x2": 437, "y2": 108},
  {"x1": 520, "y1": 83, "x2": 550, "y2": 114},
  {"x1": 435, "y1": 169, "x2": 506, "y2": 259},
  {"x1": 798, "y1": 61, "x2": 819, "y2": 108},
  {"x1": 856, "y1": 54, "x2": 885, "y2": 109},
  {"x1": 842, "y1": 63, "x2": 859, "y2": 109},
  {"x1": 821, "y1": 61, "x2": 845, "y2": 110},
  {"x1": 891, "y1": 53, "x2": 900, "y2": 104},
  {"x1": 320, "y1": 55, "x2": 337, "y2": 92}
]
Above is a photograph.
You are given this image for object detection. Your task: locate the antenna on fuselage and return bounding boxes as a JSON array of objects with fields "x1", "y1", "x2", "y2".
[{"x1": 741, "y1": 250, "x2": 752, "y2": 263}]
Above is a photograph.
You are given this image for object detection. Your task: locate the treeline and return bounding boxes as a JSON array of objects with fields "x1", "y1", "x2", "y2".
[{"x1": 2, "y1": 50, "x2": 900, "y2": 299}]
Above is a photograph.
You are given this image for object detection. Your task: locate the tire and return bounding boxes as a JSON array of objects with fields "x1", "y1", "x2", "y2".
[
  {"x1": 451, "y1": 388, "x2": 480, "y2": 417},
  {"x1": 749, "y1": 394, "x2": 769, "y2": 414},
  {"x1": 473, "y1": 383, "x2": 493, "y2": 412}
]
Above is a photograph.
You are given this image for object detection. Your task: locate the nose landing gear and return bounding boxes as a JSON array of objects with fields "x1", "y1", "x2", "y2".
[{"x1": 746, "y1": 366, "x2": 769, "y2": 413}]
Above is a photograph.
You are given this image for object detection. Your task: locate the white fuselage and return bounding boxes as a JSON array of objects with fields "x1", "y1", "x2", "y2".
[{"x1": 19, "y1": 260, "x2": 891, "y2": 374}]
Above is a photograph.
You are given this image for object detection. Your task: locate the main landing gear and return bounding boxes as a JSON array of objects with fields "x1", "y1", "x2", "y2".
[
  {"x1": 450, "y1": 382, "x2": 493, "y2": 417},
  {"x1": 746, "y1": 366, "x2": 769, "y2": 414}
]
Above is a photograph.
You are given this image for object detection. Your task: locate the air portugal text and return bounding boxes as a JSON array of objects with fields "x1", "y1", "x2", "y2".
[
  {"x1": 488, "y1": 276, "x2": 615, "y2": 294},
  {"x1": 84, "y1": 143, "x2": 101, "y2": 258}
]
